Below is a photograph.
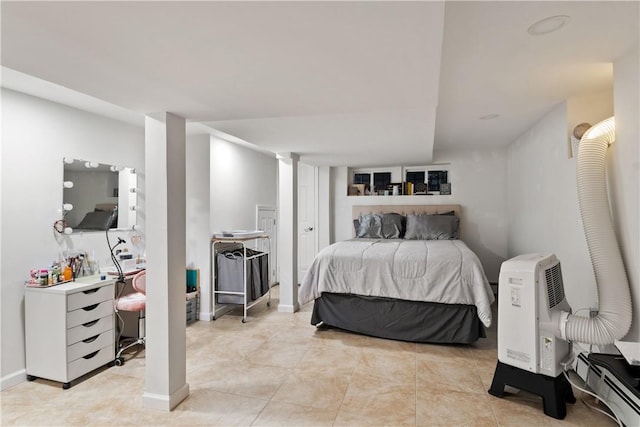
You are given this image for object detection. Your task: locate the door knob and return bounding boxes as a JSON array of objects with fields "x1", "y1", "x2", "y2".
[{"x1": 304, "y1": 227, "x2": 314, "y2": 232}]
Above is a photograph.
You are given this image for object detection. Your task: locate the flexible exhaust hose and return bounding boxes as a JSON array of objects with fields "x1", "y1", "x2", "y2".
[{"x1": 562, "y1": 117, "x2": 632, "y2": 345}]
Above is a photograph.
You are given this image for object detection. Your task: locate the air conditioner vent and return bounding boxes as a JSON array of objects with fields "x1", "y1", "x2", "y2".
[{"x1": 545, "y1": 263, "x2": 565, "y2": 308}]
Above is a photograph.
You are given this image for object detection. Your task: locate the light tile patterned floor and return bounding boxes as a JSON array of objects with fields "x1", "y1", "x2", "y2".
[{"x1": 2, "y1": 286, "x2": 616, "y2": 426}]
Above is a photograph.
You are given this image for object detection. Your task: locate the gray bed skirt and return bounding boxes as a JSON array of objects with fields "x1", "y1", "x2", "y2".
[{"x1": 311, "y1": 293, "x2": 486, "y2": 344}]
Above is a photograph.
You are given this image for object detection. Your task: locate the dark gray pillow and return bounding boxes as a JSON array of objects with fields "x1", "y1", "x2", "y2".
[
  {"x1": 356, "y1": 213, "x2": 383, "y2": 238},
  {"x1": 404, "y1": 214, "x2": 459, "y2": 240},
  {"x1": 75, "y1": 210, "x2": 116, "y2": 230},
  {"x1": 381, "y1": 213, "x2": 405, "y2": 239},
  {"x1": 356, "y1": 213, "x2": 406, "y2": 238}
]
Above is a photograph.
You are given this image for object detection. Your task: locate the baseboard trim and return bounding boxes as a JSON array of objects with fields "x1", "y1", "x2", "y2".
[
  {"x1": 143, "y1": 382, "x2": 190, "y2": 411},
  {"x1": 199, "y1": 311, "x2": 213, "y2": 321},
  {"x1": 278, "y1": 303, "x2": 298, "y2": 313},
  {"x1": 1, "y1": 369, "x2": 26, "y2": 391}
]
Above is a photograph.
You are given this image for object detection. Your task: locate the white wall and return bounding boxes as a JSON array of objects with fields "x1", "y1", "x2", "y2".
[
  {"x1": 209, "y1": 137, "x2": 277, "y2": 234},
  {"x1": 507, "y1": 91, "x2": 616, "y2": 317},
  {"x1": 611, "y1": 45, "x2": 639, "y2": 340},
  {"x1": 331, "y1": 147, "x2": 508, "y2": 282},
  {"x1": 0, "y1": 89, "x2": 144, "y2": 390}
]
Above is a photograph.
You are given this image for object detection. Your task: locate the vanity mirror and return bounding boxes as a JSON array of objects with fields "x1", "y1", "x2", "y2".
[{"x1": 62, "y1": 158, "x2": 137, "y2": 232}]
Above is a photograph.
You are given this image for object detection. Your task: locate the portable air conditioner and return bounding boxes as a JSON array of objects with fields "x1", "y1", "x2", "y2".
[{"x1": 497, "y1": 253, "x2": 573, "y2": 377}]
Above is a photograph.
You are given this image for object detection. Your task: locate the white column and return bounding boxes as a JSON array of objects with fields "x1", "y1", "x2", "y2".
[
  {"x1": 277, "y1": 152, "x2": 299, "y2": 312},
  {"x1": 185, "y1": 133, "x2": 212, "y2": 321},
  {"x1": 143, "y1": 113, "x2": 189, "y2": 410}
]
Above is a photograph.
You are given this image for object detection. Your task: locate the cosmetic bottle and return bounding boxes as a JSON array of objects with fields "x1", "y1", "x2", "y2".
[
  {"x1": 63, "y1": 266, "x2": 72, "y2": 282},
  {"x1": 39, "y1": 269, "x2": 48, "y2": 286}
]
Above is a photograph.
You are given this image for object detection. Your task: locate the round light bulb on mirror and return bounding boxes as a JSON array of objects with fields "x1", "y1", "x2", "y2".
[
  {"x1": 64, "y1": 227, "x2": 73, "y2": 235},
  {"x1": 63, "y1": 181, "x2": 74, "y2": 188},
  {"x1": 63, "y1": 203, "x2": 73, "y2": 211},
  {"x1": 63, "y1": 157, "x2": 75, "y2": 164},
  {"x1": 129, "y1": 188, "x2": 137, "y2": 193},
  {"x1": 130, "y1": 206, "x2": 137, "y2": 211},
  {"x1": 129, "y1": 168, "x2": 136, "y2": 174},
  {"x1": 132, "y1": 224, "x2": 141, "y2": 231}
]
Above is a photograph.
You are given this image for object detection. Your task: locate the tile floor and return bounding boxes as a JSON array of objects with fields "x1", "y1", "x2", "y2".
[{"x1": 2, "y1": 286, "x2": 616, "y2": 426}]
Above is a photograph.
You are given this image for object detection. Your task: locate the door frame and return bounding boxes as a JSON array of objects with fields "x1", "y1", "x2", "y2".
[
  {"x1": 297, "y1": 163, "x2": 319, "y2": 283},
  {"x1": 256, "y1": 204, "x2": 277, "y2": 284}
]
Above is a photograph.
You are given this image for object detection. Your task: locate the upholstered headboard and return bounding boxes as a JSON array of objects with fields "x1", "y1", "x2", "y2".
[{"x1": 352, "y1": 204, "x2": 461, "y2": 220}]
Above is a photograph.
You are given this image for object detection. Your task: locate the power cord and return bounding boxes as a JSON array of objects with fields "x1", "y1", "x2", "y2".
[
  {"x1": 106, "y1": 229, "x2": 127, "y2": 353},
  {"x1": 562, "y1": 359, "x2": 623, "y2": 426}
]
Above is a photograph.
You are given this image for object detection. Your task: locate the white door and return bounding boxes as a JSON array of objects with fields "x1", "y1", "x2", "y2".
[
  {"x1": 256, "y1": 206, "x2": 277, "y2": 285},
  {"x1": 298, "y1": 163, "x2": 317, "y2": 283}
]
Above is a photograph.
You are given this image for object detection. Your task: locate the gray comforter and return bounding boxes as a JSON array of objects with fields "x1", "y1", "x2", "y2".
[{"x1": 299, "y1": 239, "x2": 495, "y2": 327}]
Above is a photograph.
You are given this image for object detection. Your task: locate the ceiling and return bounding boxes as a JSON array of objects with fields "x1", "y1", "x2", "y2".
[{"x1": 2, "y1": 1, "x2": 638, "y2": 166}]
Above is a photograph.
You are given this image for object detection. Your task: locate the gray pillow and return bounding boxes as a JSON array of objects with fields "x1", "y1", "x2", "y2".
[
  {"x1": 404, "y1": 214, "x2": 459, "y2": 240},
  {"x1": 381, "y1": 213, "x2": 405, "y2": 239},
  {"x1": 356, "y1": 213, "x2": 406, "y2": 238},
  {"x1": 356, "y1": 213, "x2": 383, "y2": 238}
]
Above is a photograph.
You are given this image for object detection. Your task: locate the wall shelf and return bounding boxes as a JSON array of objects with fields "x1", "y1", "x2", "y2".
[{"x1": 347, "y1": 165, "x2": 451, "y2": 196}]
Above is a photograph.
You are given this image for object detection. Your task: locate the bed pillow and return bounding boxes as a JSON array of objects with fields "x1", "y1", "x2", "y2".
[
  {"x1": 381, "y1": 213, "x2": 405, "y2": 239},
  {"x1": 404, "y1": 214, "x2": 459, "y2": 240},
  {"x1": 356, "y1": 213, "x2": 383, "y2": 238},
  {"x1": 356, "y1": 213, "x2": 405, "y2": 238},
  {"x1": 74, "y1": 210, "x2": 117, "y2": 230}
]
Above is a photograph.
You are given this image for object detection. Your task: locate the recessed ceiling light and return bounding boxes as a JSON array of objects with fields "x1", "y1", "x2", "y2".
[
  {"x1": 479, "y1": 114, "x2": 499, "y2": 120},
  {"x1": 528, "y1": 15, "x2": 570, "y2": 36}
]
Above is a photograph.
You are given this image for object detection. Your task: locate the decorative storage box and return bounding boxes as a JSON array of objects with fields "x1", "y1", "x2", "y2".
[{"x1": 186, "y1": 296, "x2": 198, "y2": 324}]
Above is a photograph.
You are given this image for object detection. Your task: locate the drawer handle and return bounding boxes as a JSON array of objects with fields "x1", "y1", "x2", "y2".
[
  {"x1": 83, "y1": 289, "x2": 99, "y2": 295},
  {"x1": 83, "y1": 350, "x2": 100, "y2": 360},
  {"x1": 82, "y1": 319, "x2": 99, "y2": 327},
  {"x1": 82, "y1": 303, "x2": 99, "y2": 311},
  {"x1": 83, "y1": 335, "x2": 99, "y2": 343}
]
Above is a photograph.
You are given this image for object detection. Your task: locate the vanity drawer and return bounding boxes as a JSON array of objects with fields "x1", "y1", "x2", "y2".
[
  {"x1": 67, "y1": 345, "x2": 113, "y2": 380},
  {"x1": 67, "y1": 330, "x2": 113, "y2": 362},
  {"x1": 67, "y1": 284, "x2": 114, "y2": 312},
  {"x1": 67, "y1": 301, "x2": 113, "y2": 329},
  {"x1": 67, "y1": 315, "x2": 113, "y2": 345}
]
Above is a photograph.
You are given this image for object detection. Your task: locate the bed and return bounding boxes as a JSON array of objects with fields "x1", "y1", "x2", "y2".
[{"x1": 298, "y1": 204, "x2": 495, "y2": 344}]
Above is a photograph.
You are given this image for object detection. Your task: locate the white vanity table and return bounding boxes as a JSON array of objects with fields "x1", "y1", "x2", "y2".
[{"x1": 25, "y1": 275, "x2": 116, "y2": 389}]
